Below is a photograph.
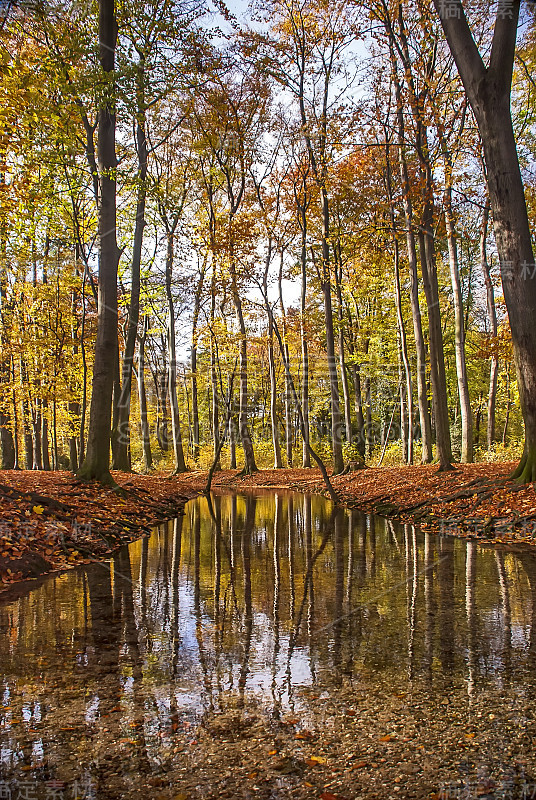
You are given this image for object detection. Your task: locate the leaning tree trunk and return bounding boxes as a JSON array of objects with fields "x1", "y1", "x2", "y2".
[
  {"x1": 333, "y1": 244, "x2": 353, "y2": 445},
  {"x1": 78, "y1": 0, "x2": 118, "y2": 483},
  {"x1": 433, "y1": 0, "x2": 536, "y2": 481}
]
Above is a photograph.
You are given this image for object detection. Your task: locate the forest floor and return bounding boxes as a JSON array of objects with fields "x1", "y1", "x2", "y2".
[
  {"x1": 1, "y1": 461, "x2": 536, "y2": 595},
  {"x1": 0, "y1": 470, "x2": 196, "y2": 595}
]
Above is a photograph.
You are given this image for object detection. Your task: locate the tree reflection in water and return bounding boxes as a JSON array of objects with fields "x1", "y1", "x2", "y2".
[{"x1": 1, "y1": 490, "x2": 536, "y2": 796}]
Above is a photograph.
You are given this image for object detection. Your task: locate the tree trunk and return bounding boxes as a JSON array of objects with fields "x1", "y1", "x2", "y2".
[
  {"x1": 210, "y1": 265, "x2": 221, "y2": 471},
  {"x1": 78, "y1": 0, "x2": 119, "y2": 483},
  {"x1": 444, "y1": 184, "x2": 473, "y2": 462},
  {"x1": 300, "y1": 246, "x2": 311, "y2": 468},
  {"x1": 190, "y1": 266, "x2": 205, "y2": 465},
  {"x1": 112, "y1": 112, "x2": 147, "y2": 471},
  {"x1": 320, "y1": 186, "x2": 344, "y2": 474},
  {"x1": 480, "y1": 199, "x2": 499, "y2": 449},
  {"x1": 419, "y1": 222, "x2": 453, "y2": 469},
  {"x1": 265, "y1": 242, "x2": 282, "y2": 469},
  {"x1": 41, "y1": 399, "x2": 51, "y2": 470},
  {"x1": 333, "y1": 244, "x2": 353, "y2": 445},
  {"x1": 138, "y1": 316, "x2": 153, "y2": 472},
  {"x1": 229, "y1": 261, "x2": 257, "y2": 474},
  {"x1": 385, "y1": 133, "x2": 414, "y2": 464},
  {"x1": 390, "y1": 35, "x2": 432, "y2": 463},
  {"x1": 434, "y1": 0, "x2": 536, "y2": 481},
  {"x1": 165, "y1": 233, "x2": 186, "y2": 474},
  {"x1": 278, "y1": 255, "x2": 293, "y2": 467}
]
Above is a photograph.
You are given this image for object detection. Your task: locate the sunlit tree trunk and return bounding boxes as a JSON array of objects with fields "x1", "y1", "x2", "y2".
[
  {"x1": 434, "y1": 0, "x2": 536, "y2": 481},
  {"x1": 479, "y1": 198, "x2": 498, "y2": 449},
  {"x1": 78, "y1": 0, "x2": 119, "y2": 483},
  {"x1": 165, "y1": 231, "x2": 186, "y2": 474},
  {"x1": 138, "y1": 315, "x2": 152, "y2": 472},
  {"x1": 112, "y1": 107, "x2": 147, "y2": 470}
]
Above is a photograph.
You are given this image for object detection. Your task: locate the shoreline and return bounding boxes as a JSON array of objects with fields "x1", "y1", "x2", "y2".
[{"x1": 1, "y1": 462, "x2": 536, "y2": 596}]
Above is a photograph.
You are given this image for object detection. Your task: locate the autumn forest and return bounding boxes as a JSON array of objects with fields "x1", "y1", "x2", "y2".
[{"x1": 1, "y1": 0, "x2": 536, "y2": 484}]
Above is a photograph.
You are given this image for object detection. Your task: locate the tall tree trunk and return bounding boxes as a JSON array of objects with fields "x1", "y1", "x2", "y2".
[
  {"x1": 112, "y1": 110, "x2": 147, "y2": 470},
  {"x1": 300, "y1": 232, "x2": 311, "y2": 467},
  {"x1": 78, "y1": 0, "x2": 119, "y2": 483},
  {"x1": 138, "y1": 315, "x2": 152, "y2": 471},
  {"x1": 390, "y1": 33, "x2": 433, "y2": 463},
  {"x1": 444, "y1": 184, "x2": 473, "y2": 462},
  {"x1": 480, "y1": 198, "x2": 499, "y2": 449},
  {"x1": 229, "y1": 259, "x2": 257, "y2": 474},
  {"x1": 434, "y1": 0, "x2": 536, "y2": 481},
  {"x1": 165, "y1": 232, "x2": 186, "y2": 474},
  {"x1": 278, "y1": 254, "x2": 293, "y2": 467},
  {"x1": 190, "y1": 264, "x2": 205, "y2": 464},
  {"x1": 320, "y1": 185, "x2": 344, "y2": 474},
  {"x1": 268, "y1": 322, "x2": 282, "y2": 469},
  {"x1": 264, "y1": 239, "x2": 282, "y2": 469},
  {"x1": 419, "y1": 220, "x2": 453, "y2": 469},
  {"x1": 41, "y1": 400, "x2": 51, "y2": 470},
  {"x1": 333, "y1": 243, "x2": 353, "y2": 445},
  {"x1": 210, "y1": 264, "x2": 221, "y2": 470},
  {"x1": 385, "y1": 133, "x2": 414, "y2": 464}
]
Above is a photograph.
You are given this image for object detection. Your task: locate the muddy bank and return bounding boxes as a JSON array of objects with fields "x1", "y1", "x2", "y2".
[{"x1": 182, "y1": 463, "x2": 536, "y2": 547}]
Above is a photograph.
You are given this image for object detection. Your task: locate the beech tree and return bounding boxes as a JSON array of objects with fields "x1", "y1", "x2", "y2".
[
  {"x1": 77, "y1": 0, "x2": 119, "y2": 483},
  {"x1": 433, "y1": 0, "x2": 536, "y2": 481}
]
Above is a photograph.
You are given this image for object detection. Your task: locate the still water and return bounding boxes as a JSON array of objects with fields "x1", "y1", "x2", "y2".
[{"x1": 1, "y1": 491, "x2": 536, "y2": 799}]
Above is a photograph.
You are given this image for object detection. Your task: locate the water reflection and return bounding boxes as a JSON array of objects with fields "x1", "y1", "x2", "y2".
[{"x1": 1, "y1": 491, "x2": 536, "y2": 797}]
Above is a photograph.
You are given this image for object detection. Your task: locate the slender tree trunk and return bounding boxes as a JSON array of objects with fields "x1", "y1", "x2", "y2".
[
  {"x1": 190, "y1": 266, "x2": 205, "y2": 465},
  {"x1": 210, "y1": 265, "x2": 220, "y2": 470},
  {"x1": 278, "y1": 254, "x2": 293, "y2": 467},
  {"x1": 385, "y1": 134, "x2": 414, "y2": 464},
  {"x1": 480, "y1": 199, "x2": 499, "y2": 449},
  {"x1": 320, "y1": 186, "x2": 344, "y2": 474},
  {"x1": 333, "y1": 244, "x2": 353, "y2": 445},
  {"x1": 138, "y1": 316, "x2": 152, "y2": 472},
  {"x1": 419, "y1": 220, "x2": 453, "y2": 469},
  {"x1": 364, "y1": 374, "x2": 373, "y2": 458},
  {"x1": 41, "y1": 399, "x2": 51, "y2": 470},
  {"x1": 78, "y1": 0, "x2": 119, "y2": 483},
  {"x1": 112, "y1": 111, "x2": 147, "y2": 471},
  {"x1": 300, "y1": 239, "x2": 311, "y2": 467},
  {"x1": 444, "y1": 183, "x2": 473, "y2": 462},
  {"x1": 165, "y1": 232, "x2": 186, "y2": 474},
  {"x1": 264, "y1": 240, "x2": 283, "y2": 469},
  {"x1": 229, "y1": 258, "x2": 257, "y2": 474},
  {"x1": 391, "y1": 38, "x2": 432, "y2": 462}
]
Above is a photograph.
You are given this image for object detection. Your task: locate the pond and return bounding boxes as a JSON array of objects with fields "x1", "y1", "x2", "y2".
[{"x1": 1, "y1": 491, "x2": 536, "y2": 800}]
